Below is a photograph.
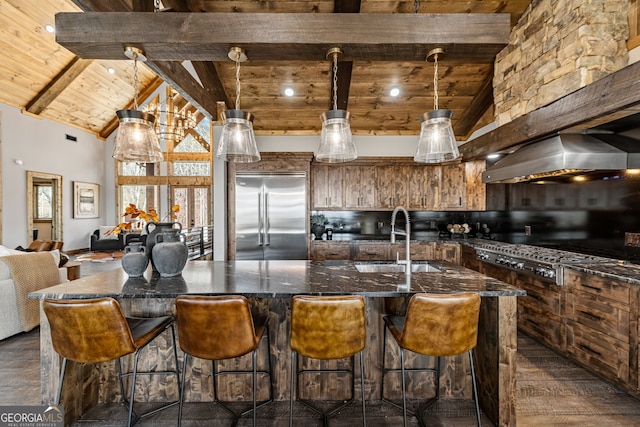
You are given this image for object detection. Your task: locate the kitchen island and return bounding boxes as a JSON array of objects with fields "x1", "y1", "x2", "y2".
[{"x1": 30, "y1": 260, "x2": 525, "y2": 426}]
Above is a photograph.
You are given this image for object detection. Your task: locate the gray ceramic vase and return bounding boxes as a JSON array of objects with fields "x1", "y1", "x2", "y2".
[
  {"x1": 145, "y1": 221, "x2": 182, "y2": 273},
  {"x1": 121, "y1": 242, "x2": 149, "y2": 278},
  {"x1": 151, "y1": 228, "x2": 188, "y2": 278}
]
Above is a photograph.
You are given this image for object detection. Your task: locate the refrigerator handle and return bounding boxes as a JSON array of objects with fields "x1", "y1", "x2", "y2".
[
  {"x1": 264, "y1": 192, "x2": 270, "y2": 246},
  {"x1": 257, "y1": 193, "x2": 263, "y2": 246}
]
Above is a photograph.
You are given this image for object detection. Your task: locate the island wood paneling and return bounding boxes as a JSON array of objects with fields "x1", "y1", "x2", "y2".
[{"x1": 475, "y1": 296, "x2": 518, "y2": 427}]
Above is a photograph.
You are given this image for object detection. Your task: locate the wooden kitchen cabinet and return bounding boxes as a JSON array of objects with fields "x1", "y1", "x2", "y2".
[
  {"x1": 478, "y1": 259, "x2": 564, "y2": 353},
  {"x1": 460, "y1": 244, "x2": 479, "y2": 270},
  {"x1": 433, "y1": 242, "x2": 460, "y2": 263},
  {"x1": 376, "y1": 165, "x2": 408, "y2": 209},
  {"x1": 311, "y1": 164, "x2": 344, "y2": 209},
  {"x1": 515, "y1": 274, "x2": 565, "y2": 352},
  {"x1": 351, "y1": 242, "x2": 391, "y2": 260},
  {"x1": 344, "y1": 165, "x2": 376, "y2": 209},
  {"x1": 465, "y1": 160, "x2": 488, "y2": 211},
  {"x1": 388, "y1": 241, "x2": 434, "y2": 261},
  {"x1": 564, "y1": 268, "x2": 632, "y2": 388},
  {"x1": 508, "y1": 183, "x2": 545, "y2": 209},
  {"x1": 407, "y1": 165, "x2": 441, "y2": 210},
  {"x1": 310, "y1": 241, "x2": 350, "y2": 260},
  {"x1": 312, "y1": 158, "x2": 492, "y2": 211},
  {"x1": 543, "y1": 183, "x2": 576, "y2": 209},
  {"x1": 440, "y1": 163, "x2": 466, "y2": 210}
]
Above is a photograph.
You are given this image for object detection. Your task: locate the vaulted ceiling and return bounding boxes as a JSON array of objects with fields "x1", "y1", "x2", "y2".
[{"x1": 0, "y1": 0, "x2": 534, "y2": 142}]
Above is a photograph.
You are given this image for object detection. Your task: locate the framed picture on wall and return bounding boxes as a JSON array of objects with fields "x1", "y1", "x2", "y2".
[{"x1": 73, "y1": 181, "x2": 99, "y2": 218}]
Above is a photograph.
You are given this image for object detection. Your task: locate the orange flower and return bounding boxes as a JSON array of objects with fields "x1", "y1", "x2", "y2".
[{"x1": 107, "y1": 204, "x2": 179, "y2": 235}]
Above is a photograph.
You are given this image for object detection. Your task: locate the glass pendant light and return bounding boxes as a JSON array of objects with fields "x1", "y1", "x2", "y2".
[
  {"x1": 113, "y1": 47, "x2": 164, "y2": 163},
  {"x1": 316, "y1": 47, "x2": 357, "y2": 163},
  {"x1": 216, "y1": 47, "x2": 260, "y2": 163},
  {"x1": 414, "y1": 48, "x2": 460, "y2": 164}
]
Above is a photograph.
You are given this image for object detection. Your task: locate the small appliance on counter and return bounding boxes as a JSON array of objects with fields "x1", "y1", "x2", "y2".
[{"x1": 326, "y1": 228, "x2": 333, "y2": 240}]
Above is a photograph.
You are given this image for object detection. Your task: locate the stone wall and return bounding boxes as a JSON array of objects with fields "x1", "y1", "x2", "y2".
[{"x1": 494, "y1": 0, "x2": 630, "y2": 126}]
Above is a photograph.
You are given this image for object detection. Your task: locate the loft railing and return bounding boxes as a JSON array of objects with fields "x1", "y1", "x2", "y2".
[{"x1": 182, "y1": 225, "x2": 213, "y2": 260}]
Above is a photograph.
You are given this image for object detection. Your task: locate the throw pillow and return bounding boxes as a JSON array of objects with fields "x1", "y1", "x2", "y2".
[{"x1": 98, "y1": 226, "x2": 118, "y2": 240}]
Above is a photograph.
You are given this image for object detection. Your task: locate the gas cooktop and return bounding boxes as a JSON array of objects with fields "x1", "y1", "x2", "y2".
[{"x1": 474, "y1": 243, "x2": 618, "y2": 284}]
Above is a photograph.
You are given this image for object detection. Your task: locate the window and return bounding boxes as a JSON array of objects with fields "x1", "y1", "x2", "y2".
[
  {"x1": 115, "y1": 86, "x2": 212, "y2": 230},
  {"x1": 35, "y1": 185, "x2": 53, "y2": 219}
]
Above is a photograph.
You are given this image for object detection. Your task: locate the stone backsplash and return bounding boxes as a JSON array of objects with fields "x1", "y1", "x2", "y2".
[{"x1": 494, "y1": 0, "x2": 630, "y2": 126}]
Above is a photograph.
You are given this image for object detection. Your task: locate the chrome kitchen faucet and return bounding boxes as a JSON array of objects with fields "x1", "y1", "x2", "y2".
[{"x1": 390, "y1": 206, "x2": 411, "y2": 275}]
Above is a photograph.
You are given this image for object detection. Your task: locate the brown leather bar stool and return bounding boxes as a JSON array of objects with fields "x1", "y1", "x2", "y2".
[
  {"x1": 175, "y1": 295, "x2": 273, "y2": 427},
  {"x1": 381, "y1": 292, "x2": 482, "y2": 427},
  {"x1": 289, "y1": 295, "x2": 367, "y2": 427},
  {"x1": 43, "y1": 297, "x2": 180, "y2": 427}
]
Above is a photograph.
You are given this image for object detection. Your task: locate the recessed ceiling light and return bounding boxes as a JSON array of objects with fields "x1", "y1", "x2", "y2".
[
  {"x1": 44, "y1": 24, "x2": 55, "y2": 33},
  {"x1": 108, "y1": 68, "x2": 116, "y2": 74},
  {"x1": 284, "y1": 87, "x2": 294, "y2": 97},
  {"x1": 389, "y1": 87, "x2": 400, "y2": 97},
  {"x1": 486, "y1": 153, "x2": 500, "y2": 159}
]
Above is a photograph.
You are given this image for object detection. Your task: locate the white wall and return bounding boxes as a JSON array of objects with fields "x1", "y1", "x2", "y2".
[
  {"x1": 255, "y1": 134, "x2": 420, "y2": 156},
  {"x1": 0, "y1": 103, "x2": 109, "y2": 251}
]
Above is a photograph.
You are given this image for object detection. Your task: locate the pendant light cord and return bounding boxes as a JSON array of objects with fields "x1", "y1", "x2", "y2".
[
  {"x1": 132, "y1": 52, "x2": 140, "y2": 110},
  {"x1": 414, "y1": 0, "x2": 420, "y2": 13},
  {"x1": 235, "y1": 51, "x2": 242, "y2": 110},
  {"x1": 433, "y1": 53, "x2": 439, "y2": 111},
  {"x1": 332, "y1": 52, "x2": 338, "y2": 111}
]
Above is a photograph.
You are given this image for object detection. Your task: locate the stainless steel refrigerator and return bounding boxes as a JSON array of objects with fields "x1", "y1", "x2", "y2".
[{"x1": 235, "y1": 173, "x2": 308, "y2": 260}]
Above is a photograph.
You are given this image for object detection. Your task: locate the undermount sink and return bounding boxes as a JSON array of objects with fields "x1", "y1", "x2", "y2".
[{"x1": 354, "y1": 261, "x2": 444, "y2": 273}]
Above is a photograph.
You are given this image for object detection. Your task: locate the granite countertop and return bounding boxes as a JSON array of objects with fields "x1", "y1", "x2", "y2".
[
  {"x1": 28, "y1": 260, "x2": 525, "y2": 300},
  {"x1": 562, "y1": 262, "x2": 640, "y2": 286}
]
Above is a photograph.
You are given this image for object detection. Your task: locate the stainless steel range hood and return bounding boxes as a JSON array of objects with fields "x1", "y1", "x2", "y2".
[{"x1": 482, "y1": 132, "x2": 640, "y2": 183}]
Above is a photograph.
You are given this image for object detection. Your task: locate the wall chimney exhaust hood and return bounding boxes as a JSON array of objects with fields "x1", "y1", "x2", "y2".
[{"x1": 482, "y1": 132, "x2": 640, "y2": 183}]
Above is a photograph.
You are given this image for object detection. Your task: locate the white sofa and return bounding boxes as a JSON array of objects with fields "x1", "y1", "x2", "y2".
[{"x1": 0, "y1": 246, "x2": 67, "y2": 341}]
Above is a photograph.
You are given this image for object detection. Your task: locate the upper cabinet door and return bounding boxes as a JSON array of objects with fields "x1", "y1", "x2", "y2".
[
  {"x1": 376, "y1": 165, "x2": 408, "y2": 209},
  {"x1": 344, "y1": 166, "x2": 376, "y2": 209},
  {"x1": 311, "y1": 164, "x2": 343, "y2": 209},
  {"x1": 408, "y1": 165, "x2": 442, "y2": 210},
  {"x1": 440, "y1": 163, "x2": 466, "y2": 210}
]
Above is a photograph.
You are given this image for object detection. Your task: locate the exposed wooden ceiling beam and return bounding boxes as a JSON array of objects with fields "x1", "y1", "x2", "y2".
[
  {"x1": 330, "y1": 0, "x2": 360, "y2": 111},
  {"x1": 459, "y1": 59, "x2": 640, "y2": 160},
  {"x1": 25, "y1": 56, "x2": 91, "y2": 115},
  {"x1": 55, "y1": 12, "x2": 510, "y2": 62},
  {"x1": 190, "y1": 61, "x2": 232, "y2": 113},
  {"x1": 453, "y1": 69, "x2": 494, "y2": 138},
  {"x1": 144, "y1": 61, "x2": 219, "y2": 119},
  {"x1": 330, "y1": 60, "x2": 353, "y2": 111}
]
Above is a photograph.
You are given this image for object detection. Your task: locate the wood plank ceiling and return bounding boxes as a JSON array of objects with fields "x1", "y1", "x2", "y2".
[{"x1": 0, "y1": 0, "x2": 534, "y2": 142}]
